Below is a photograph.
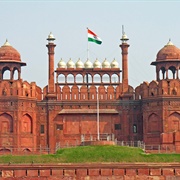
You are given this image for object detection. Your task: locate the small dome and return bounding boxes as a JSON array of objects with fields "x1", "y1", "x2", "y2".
[
  {"x1": 76, "y1": 58, "x2": 84, "y2": 68},
  {"x1": 93, "y1": 58, "x2": 101, "y2": 68},
  {"x1": 122, "y1": 33, "x2": 128, "y2": 40},
  {"x1": 84, "y1": 59, "x2": 93, "y2": 68},
  {"x1": 67, "y1": 58, "x2": 75, "y2": 68},
  {"x1": 47, "y1": 32, "x2": 55, "y2": 41},
  {"x1": 156, "y1": 40, "x2": 180, "y2": 61},
  {"x1": 102, "y1": 58, "x2": 110, "y2": 68},
  {"x1": 111, "y1": 58, "x2": 119, "y2": 68},
  {"x1": 0, "y1": 40, "x2": 21, "y2": 62},
  {"x1": 58, "y1": 58, "x2": 66, "y2": 68},
  {"x1": 121, "y1": 33, "x2": 129, "y2": 43}
]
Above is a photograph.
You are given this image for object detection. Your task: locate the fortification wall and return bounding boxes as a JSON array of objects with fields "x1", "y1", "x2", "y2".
[{"x1": 0, "y1": 163, "x2": 180, "y2": 179}]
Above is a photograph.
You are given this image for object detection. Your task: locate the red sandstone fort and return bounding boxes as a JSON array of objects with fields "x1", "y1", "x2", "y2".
[{"x1": 0, "y1": 31, "x2": 180, "y2": 154}]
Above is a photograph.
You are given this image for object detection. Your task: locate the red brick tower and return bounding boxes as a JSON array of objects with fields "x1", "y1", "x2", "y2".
[
  {"x1": 0, "y1": 40, "x2": 39, "y2": 153},
  {"x1": 46, "y1": 32, "x2": 56, "y2": 100},
  {"x1": 46, "y1": 32, "x2": 57, "y2": 153},
  {"x1": 120, "y1": 29, "x2": 130, "y2": 97}
]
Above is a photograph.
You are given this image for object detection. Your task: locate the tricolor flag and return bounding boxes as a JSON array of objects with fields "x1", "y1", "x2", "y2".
[{"x1": 88, "y1": 28, "x2": 102, "y2": 45}]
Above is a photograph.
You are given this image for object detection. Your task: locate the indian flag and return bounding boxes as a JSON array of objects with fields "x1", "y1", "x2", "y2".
[{"x1": 88, "y1": 29, "x2": 102, "y2": 45}]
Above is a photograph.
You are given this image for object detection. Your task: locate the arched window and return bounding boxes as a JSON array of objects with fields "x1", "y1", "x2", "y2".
[
  {"x1": 93, "y1": 74, "x2": 101, "y2": 83},
  {"x1": 148, "y1": 113, "x2": 160, "y2": 133},
  {"x1": 168, "y1": 66, "x2": 176, "y2": 79},
  {"x1": 167, "y1": 112, "x2": 180, "y2": 132},
  {"x1": 0, "y1": 113, "x2": 13, "y2": 133},
  {"x1": 133, "y1": 124, "x2": 137, "y2": 133},
  {"x1": 67, "y1": 74, "x2": 74, "y2": 83},
  {"x1": 102, "y1": 74, "x2": 110, "y2": 83},
  {"x1": 84, "y1": 73, "x2": 92, "y2": 83},
  {"x1": 3, "y1": 68, "x2": 10, "y2": 80},
  {"x1": 13, "y1": 68, "x2": 19, "y2": 80},
  {"x1": 111, "y1": 73, "x2": 119, "y2": 83},
  {"x1": 21, "y1": 114, "x2": 32, "y2": 133},
  {"x1": 159, "y1": 67, "x2": 165, "y2": 80},
  {"x1": 75, "y1": 73, "x2": 83, "y2": 83},
  {"x1": 58, "y1": 74, "x2": 65, "y2": 83}
]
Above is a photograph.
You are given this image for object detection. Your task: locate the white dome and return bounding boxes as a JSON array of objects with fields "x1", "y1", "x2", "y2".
[
  {"x1": 67, "y1": 58, "x2": 75, "y2": 68},
  {"x1": 111, "y1": 58, "x2": 119, "y2": 68},
  {"x1": 93, "y1": 58, "x2": 101, "y2": 68},
  {"x1": 58, "y1": 58, "x2": 66, "y2": 68},
  {"x1": 47, "y1": 32, "x2": 55, "y2": 41},
  {"x1": 102, "y1": 58, "x2": 110, "y2": 68},
  {"x1": 76, "y1": 58, "x2": 84, "y2": 68},
  {"x1": 84, "y1": 59, "x2": 93, "y2": 68},
  {"x1": 122, "y1": 33, "x2": 128, "y2": 40}
]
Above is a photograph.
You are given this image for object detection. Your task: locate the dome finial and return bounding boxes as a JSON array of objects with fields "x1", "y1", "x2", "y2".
[
  {"x1": 3, "y1": 39, "x2": 11, "y2": 46},
  {"x1": 166, "y1": 39, "x2": 173, "y2": 46},
  {"x1": 47, "y1": 32, "x2": 55, "y2": 42},
  {"x1": 120, "y1": 25, "x2": 129, "y2": 43}
]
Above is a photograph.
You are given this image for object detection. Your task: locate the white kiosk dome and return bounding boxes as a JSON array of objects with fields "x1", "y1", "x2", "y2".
[
  {"x1": 93, "y1": 58, "x2": 101, "y2": 68},
  {"x1": 84, "y1": 59, "x2": 93, "y2": 68},
  {"x1": 58, "y1": 58, "x2": 66, "y2": 68},
  {"x1": 111, "y1": 58, "x2": 119, "y2": 68},
  {"x1": 102, "y1": 58, "x2": 110, "y2": 68},
  {"x1": 67, "y1": 58, "x2": 75, "y2": 68},
  {"x1": 76, "y1": 58, "x2": 84, "y2": 68}
]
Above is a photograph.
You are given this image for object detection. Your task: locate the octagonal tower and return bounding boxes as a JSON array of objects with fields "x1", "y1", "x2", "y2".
[{"x1": 0, "y1": 40, "x2": 26, "y2": 81}]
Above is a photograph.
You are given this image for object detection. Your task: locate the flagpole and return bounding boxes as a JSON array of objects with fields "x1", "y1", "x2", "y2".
[
  {"x1": 87, "y1": 27, "x2": 89, "y2": 60},
  {"x1": 97, "y1": 91, "x2": 100, "y2": 141}
]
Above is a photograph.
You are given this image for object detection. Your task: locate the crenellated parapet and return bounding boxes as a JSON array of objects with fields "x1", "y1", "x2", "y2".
[
  {"x1": 0, "y1": 80, "x2": 42, "y2": 100},
  {"x1": 135, "y1": 79, "x2": 180, "y2": 100}
]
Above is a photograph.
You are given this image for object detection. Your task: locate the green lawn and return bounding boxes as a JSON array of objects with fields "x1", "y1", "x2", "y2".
[{"x1": 0, "y1": 145, "x2": 179, "y2": 164}]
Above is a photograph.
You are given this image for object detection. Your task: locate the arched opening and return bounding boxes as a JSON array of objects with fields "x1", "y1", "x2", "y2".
[
  {"x1": 58, "y1": 74, "x2": 65, "y2": 83},
  {"x1": 167, "y1": 112, "x2": 180, "y2": 132},
  {"x1": 168, "y1": 66, "x2": 176, "y2": 79},
  {"x1": 111, "y1": 73, "x2": 119, "y2": 83},
  {"x1": 2, "y1": 67, "x2": 11, "y2": 80},
  {"x1": 0, "y1": 113, "x2": 13, "y2": 133},
  {"x1": 84, "y1": 73, "x2": 92, "y2": 84},
  {"x1": 93, "y1": 73, "x2": 101, "y2": 84},
  {"x1": 21, "y1": 114, "x2": 32, "y2": 133},
  {"x1": 67, "y1": 74, "x2": 74, "y2": 84},
  {"x1": 102, "y1": 74, "x2": 110, "y2": 83},
  {"x1": 159, "y1": 67, "x2": 165, "y2": 80},
  {"x1": 0, "y1": 148, "x2": 11, "y2": 154},
  {"x1": 13, "y1": 68, "x2": 19, "y2": 80},
  {"x1": 23, "y1": 148, "x2": 31, "y2": 152},
  {"x1": 148, "y1": 113, "x2": 160, "y2": 133},
  {"x1": 75, "y1": 73, "x2": 83, "y2": 83},
  {"x1": 111, "y1": 73, "x2": 119, "y2": 90}
]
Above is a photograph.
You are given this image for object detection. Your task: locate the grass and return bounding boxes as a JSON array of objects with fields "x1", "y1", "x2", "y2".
[{"x1": 0, "y1": 145, "x2": 180, "y2": 164}]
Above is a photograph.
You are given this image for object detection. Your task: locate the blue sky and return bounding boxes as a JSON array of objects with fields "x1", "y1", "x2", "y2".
[{"x1": 0, "y1": 1, "x2": 179, "y2": 89}]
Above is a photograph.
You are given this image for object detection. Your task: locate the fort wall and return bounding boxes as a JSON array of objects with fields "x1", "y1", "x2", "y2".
[{"x1": 0, "y1": 163, "x2": 179, "y2": 179}]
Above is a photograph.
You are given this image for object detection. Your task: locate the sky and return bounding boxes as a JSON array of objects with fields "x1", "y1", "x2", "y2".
[{"x1": 0, "y1": 0, "x2": 180, "y2": 89}]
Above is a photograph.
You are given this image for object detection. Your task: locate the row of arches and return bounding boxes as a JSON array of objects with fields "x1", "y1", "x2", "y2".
[
  {"x1": 1, "y1": 67, "x2": 21, "y2": 80},
  {"x1": 147, "y1": 112, "x2": 180, "y2": 133},
  {"x1": 57, "y1": 73, "x2": 120, "y2": 84},
  {"x1": 156, "y1": 65, "x2": 180, "y2": 80},
  {"x1": 0, "y1": 148, "x2": 31, "y2": 153},
  {"x1": 0, "y1": 113, "x2": 32, "y2": 133}
]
